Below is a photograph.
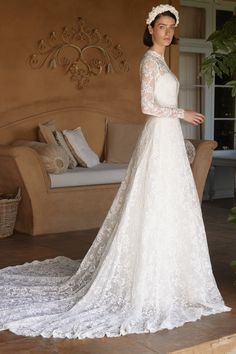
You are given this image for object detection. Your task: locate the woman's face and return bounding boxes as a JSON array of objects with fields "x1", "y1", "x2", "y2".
[{"x1": 148, "y1": 15, "x2": 176, "y2": 47}]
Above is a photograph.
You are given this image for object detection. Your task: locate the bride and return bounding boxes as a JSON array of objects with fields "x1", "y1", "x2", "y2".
[{"x1": 0, "y1": 4, "x2": 231, "y2": 339}]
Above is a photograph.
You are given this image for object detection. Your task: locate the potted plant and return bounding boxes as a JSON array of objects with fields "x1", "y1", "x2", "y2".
[{"x1": 200, "y1": 10, "x2": 236, "y2": 96}]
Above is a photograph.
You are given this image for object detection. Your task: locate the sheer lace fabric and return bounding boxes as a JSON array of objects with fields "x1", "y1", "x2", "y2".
[
  {"x1": 184, "y1": 140, "x2": 196, "y2": 164},
  {"x1": 140, "y1": 50, "x2": 185, "y2": 119},
  {"x1": 0, "y1": 50, "x2": 230, "y2": 339}
]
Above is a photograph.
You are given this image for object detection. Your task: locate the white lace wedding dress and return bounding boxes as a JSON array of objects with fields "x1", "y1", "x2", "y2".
[{"x1": 0, "y1": 50, "x2": 230, "y2": 339}]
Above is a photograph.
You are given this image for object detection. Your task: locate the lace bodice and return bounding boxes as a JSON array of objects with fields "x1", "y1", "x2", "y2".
[{"x1": 140, "y1": 50, "x2": 184, "y2": 119}]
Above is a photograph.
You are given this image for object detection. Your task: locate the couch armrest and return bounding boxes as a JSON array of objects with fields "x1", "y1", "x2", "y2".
[
  {"x1": 0, "y1": 145, "x2": 50, "y2": 190},
  {"x1": 189, "y1": 139, "x2": 218, "y2": 203},
  {"x1": 0, "y1": 145, "x2": 51, "y2": 233}
]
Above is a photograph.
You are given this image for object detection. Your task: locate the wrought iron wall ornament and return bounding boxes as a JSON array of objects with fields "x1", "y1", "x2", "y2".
[{"x1": 29, "y1": 17, "x2": 129, "y2": 89}]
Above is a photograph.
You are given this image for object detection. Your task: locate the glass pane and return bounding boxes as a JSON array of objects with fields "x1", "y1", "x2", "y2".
[
  {"x1": 214, "y1": 120, "x2": 236, "y2": 150},
  {"x1": 180, "y1": 6, "x2": 205, "y2": 39},
  {"x1": 179, "y1": 53, "x2": 205, "y2": 139},
  {"x1": 179, "y1": 87, "x2": 203, "y2": 111},
  {"x1": 179, "y1": 52, "x2": 204, "y2": 86},
  {"x1": 216, "y1": 10, "x2": 233, "y2": 30},
  {"x1": 213, "y1": 9, "x2": 235, "y2": 150},
  {"x1": 214, "y1": 88, "x2": 235, "y2": 118},
  {"x1": 179, "y1": 53, "x2": 205, "y2": 110}
]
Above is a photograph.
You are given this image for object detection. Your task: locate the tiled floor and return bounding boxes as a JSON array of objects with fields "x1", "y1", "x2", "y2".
[{"x1": 0, "y1": 198, "x2": 236, "y2": 354}]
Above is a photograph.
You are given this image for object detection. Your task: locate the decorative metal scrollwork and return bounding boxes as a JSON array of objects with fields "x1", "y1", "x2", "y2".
[{"x1": 29, "y1": 17, "x2": 129, "y2": 89}]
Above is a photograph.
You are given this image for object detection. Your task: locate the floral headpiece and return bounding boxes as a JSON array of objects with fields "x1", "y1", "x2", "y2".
[{"x1": 146, "y1": 4, "x2": 179, "y2": 26}]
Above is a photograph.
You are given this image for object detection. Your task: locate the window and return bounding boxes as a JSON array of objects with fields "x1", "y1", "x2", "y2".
[
  {"x1": 180, "y1": 6, "x2": 206, "y2": 39},
  {"x1": 179, "y1": 0, "x2": 235, "y2": 149},
  {"x1": 214, "y1": 9, "x2": 236, "y2": 150}
]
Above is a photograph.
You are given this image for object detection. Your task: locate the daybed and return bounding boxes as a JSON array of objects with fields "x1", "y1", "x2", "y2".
[{"x1": 0, "y1": 105, "x2": 217, "y2": 235}]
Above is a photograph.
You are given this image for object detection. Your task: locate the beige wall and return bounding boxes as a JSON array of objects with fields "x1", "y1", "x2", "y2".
[{"x1": 0, "y1": 0, "x2": 179, "y2": 127}]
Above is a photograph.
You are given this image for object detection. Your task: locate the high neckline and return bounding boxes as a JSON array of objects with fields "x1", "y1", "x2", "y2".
[{"x1": 147, "y1": 50, "x2": 165, "y2": 60}]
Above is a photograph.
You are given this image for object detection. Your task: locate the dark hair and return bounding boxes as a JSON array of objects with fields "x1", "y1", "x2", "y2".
[{"x1": 143, "y1": 11, "x2": 178, "y2": 47}]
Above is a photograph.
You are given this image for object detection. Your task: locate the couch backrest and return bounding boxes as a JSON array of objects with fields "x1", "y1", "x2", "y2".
[{"x1": 0, "y1": 103, "x2": 109, "y2": 158}]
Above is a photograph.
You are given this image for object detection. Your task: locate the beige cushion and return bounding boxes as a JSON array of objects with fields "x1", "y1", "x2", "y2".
[
  {"x1": 105, "y1": 122, "x2": 143, "y2": 163},
  {"x1": 63, "y1": 127, "x2": 100, "y2": 168},
  {"x1": 39, "y1": 121, "x2": 77, "y2": 169},
  {"x1": 184, "y1": 139, "x2": 196, "y2": 164},
  {"x1": 13, "y1": 141, "x2": 69, "y2": 174},
  {"x1": 38, "y1": 121, "x2": 58, "y2": 145},
  {"x1": 53, "y1": 130, "x2": 77, "y2": 169}
]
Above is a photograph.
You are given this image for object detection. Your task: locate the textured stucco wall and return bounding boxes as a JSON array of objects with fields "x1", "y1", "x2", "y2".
[{"x1": 0, "y1": 0, "x2": 179, "y2": 125}]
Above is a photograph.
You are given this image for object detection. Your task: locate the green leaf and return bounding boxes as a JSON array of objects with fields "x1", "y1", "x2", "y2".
[
  {"x1": 207, "y1": 30, "x2": 220, "y2": 42},
  {"x1": 228, "y1": 216, "x2": 236, "y2": 223},
  {"x1": 230, "y1": 260, "x2": 236, "y2": 268},
  {"x1": 226, "y1": 81, "x2": 236, "y2": 97},
  {"x1": 217, "y1": 60, "x2": 230, "y2": 76},
  {"x1": 231, "y1": 207, "x2": 236, "y2": 214},
  {"x1": 232, "y1": 87, "x2": 236, "y2": 97},
  {"x1": 216, "y1": 41, "x2": 229, "y2": 52},
  {"x1": 222, "y1": 55, "x2": 235, "y2": 77},
  {"x1": 214, "y1": 65, "x2": 223, "y2": 78},
  {"x1": 228, "y1": 206, "x2": 236, "y2": 223}
]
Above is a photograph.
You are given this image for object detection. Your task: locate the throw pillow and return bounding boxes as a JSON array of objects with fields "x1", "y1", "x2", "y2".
[
  {"x1": 184, "y1": 139, "x2": 196, "y2": 164},
  {"x1": 38, "y1": 121, "x2": 58, "y2": 145},
  {"x1": 13, "y1": 140, "x2": 69, "y2": 174},
  {"x1": 39, "y1": 121, "x2": 77, "y2": 169},
  {"x1": 53, "y1": 130, "x2": 78, "y2": 169},
  {"x1": 63, "y1": 127, "x2": 100, "y2": 168},
  {"x1": 105, "y1": 121, "x2": 144, "y2": 163}
]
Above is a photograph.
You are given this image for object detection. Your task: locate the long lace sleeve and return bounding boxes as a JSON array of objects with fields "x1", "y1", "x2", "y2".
[{"x1": 140, "y1": 56, "x2": 185, "y2": 119}]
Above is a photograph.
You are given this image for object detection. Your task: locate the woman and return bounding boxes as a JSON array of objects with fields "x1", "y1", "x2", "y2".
[{"x1": 0, "y1": 4, "x2": 231, "y2": 339}]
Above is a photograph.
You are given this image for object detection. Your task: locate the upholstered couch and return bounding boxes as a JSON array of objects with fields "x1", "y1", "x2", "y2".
[{"x1": 0, "y1": 105, "x2": 217, "y2": 235}]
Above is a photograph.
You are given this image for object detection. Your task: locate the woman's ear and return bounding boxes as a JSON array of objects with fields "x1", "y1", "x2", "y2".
[{"x1": 148, "y1": 25, "x2": 153, "y2": 35}]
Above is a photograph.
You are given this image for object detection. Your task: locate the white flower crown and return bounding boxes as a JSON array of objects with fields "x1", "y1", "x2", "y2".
[{"x1": 146, "y1": 4, "x2": 179, "y2": 26}]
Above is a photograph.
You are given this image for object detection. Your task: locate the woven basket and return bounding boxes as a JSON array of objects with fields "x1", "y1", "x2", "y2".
[{"x1": 0, "y1": 189, "x2": 21, "y2": 238}]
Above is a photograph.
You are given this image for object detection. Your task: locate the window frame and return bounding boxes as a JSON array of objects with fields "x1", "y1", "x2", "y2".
[{"x1": 179, "y1": 0, "x2": 236, "y2": 144}]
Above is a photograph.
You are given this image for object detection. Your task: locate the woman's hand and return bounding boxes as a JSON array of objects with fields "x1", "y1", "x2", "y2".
[{"x1": 183, "y1": 110, "x2": 205, "y2": 126}]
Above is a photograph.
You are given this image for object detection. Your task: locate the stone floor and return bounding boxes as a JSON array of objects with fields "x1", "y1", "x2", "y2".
[{"x1": 0, "y1": 198, "x2": 236, "y2": 354}]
